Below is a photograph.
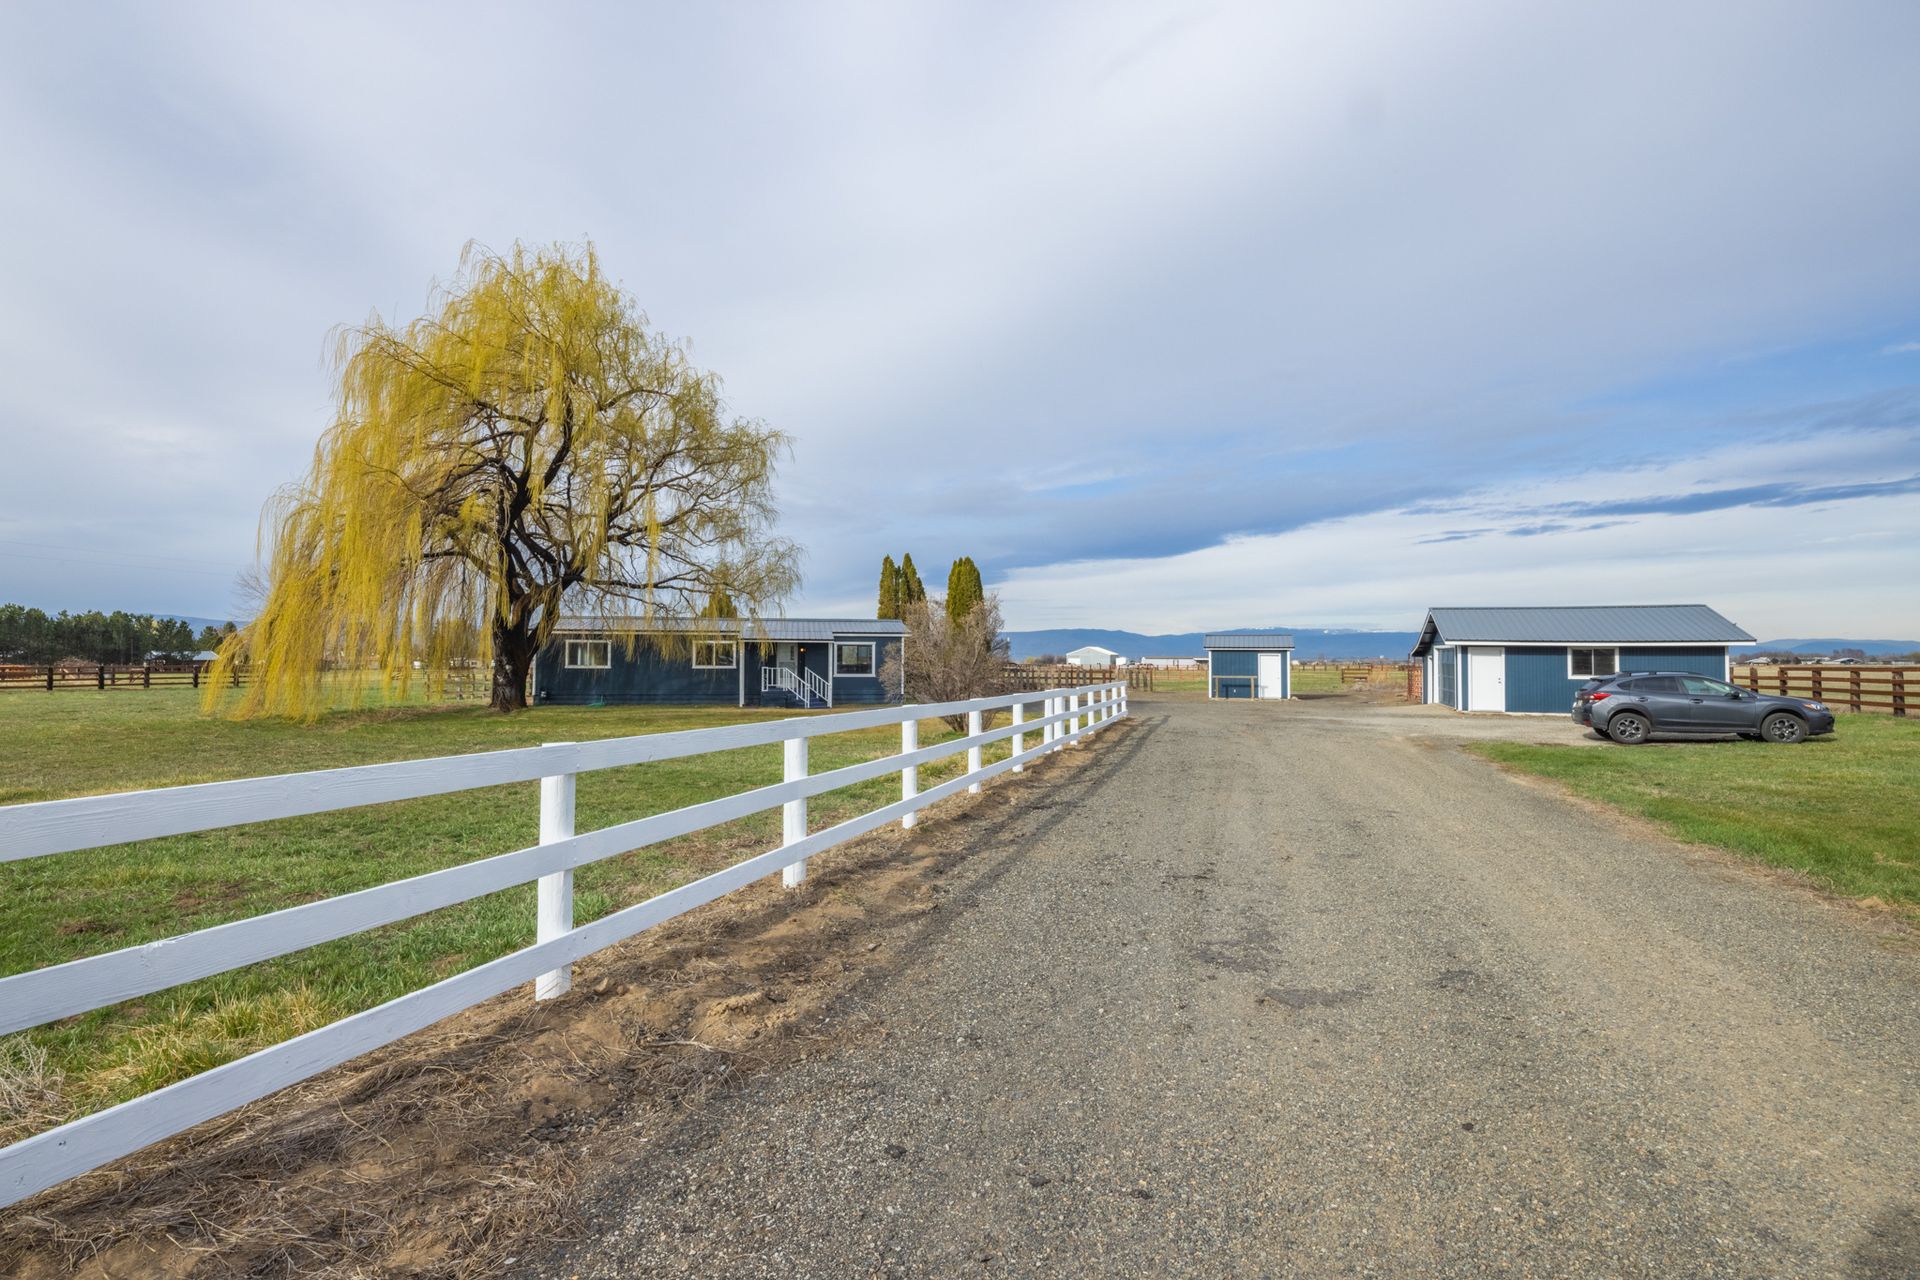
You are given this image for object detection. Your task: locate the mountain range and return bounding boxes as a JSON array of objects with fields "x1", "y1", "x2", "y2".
[{"x1": 1002, "y1": 628, "x2": 1920, "y2": 661}]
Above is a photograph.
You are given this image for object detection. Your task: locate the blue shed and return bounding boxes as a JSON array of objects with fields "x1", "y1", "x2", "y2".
[
  {"x1": 1204, "y1": 632, "x2": 1294, "y2": 700},
  {"x1": 532, "y1": 616, "x2": 907, "y2": 709},
  {"x1": 1410, "y1": 605, "x2": 1754, "y2": 714}
]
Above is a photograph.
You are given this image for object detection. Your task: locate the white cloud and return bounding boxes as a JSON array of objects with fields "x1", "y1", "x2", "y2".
[
  {"x1": 994, "y1": 429, "x2": 1920, "y2": 638},
  {"x1": 1881, "y1": 342, "x2": 1920, "y2": 354}
]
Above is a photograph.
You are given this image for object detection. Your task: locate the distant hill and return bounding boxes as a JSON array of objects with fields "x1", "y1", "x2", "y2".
[
  {"x1": 1752, "y1": 638, "x2": 1919, "y2": 656},
  {"x1": 1003, "y1": 627, "x2": 1420, "y2": 662}
]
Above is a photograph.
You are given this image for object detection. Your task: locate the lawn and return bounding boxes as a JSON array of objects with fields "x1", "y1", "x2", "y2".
[
  {"x1": 0, "y1": 688, "x2": 1009, "y2": 1140},
  {"x1": 1472, "y1": 716, "x2": 1920, "y2": 912}
]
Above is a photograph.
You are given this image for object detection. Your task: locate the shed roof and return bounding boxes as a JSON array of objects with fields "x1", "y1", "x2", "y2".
[
  {"x1": 1411, "y1": 605, "x2": 1752, "y2": 656},
  {"x1": 553, "y1": 616, "x2": 906, "y2": 642},
  {"x1": 1067, "y1": 644, "x2": 1122, "y2": 655},
  {"x1": 1204, "y1": 632, "x2": 1295, "y2": 650}
]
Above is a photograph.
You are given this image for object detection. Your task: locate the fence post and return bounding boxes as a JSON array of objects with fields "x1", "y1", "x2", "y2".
[
  {"x1": 901, "y1": 716, "x2": 919, "y2": 829},
  {"x1": 1896, "y1": 668, "x2": 1908, "y2": 718},
  {"x1": 1012, "y1": 700, "x2": 1026, "y2": 772},
  {"x1": 97, "y1": 665, "x2": 105, "y2": 690},
  {"x1": 535, "y1": 748, "x2": 576, "y2": 1001},
  {"x1": 782, "y1": 735, "x2": 809, "y2": 888},
  {"x1": 45, "y1": 665, "x2": 53, "y2": 691},
  {"x1": 1069, "y1": 691, "x2": 1082, "y2": 744},
  {"x1": 967, "y1": 709, "x2": 984, "y2": 794}
]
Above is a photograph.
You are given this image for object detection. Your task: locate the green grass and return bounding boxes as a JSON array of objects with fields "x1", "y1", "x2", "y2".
[
  {"x1": 1471, "y1": 716, "x2": 1920, "y2": 911},
  {"x1": 0, "y1": 688, "x2": 1003, "y2": 1137}
]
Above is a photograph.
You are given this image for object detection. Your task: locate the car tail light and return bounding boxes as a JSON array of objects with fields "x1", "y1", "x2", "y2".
[{"x1": 1589, "y1": 691, "x2": 1611, "y2": 702}]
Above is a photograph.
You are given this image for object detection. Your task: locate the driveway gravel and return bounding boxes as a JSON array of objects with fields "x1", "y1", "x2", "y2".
[{"x1": 547, "y1": 693, "x2": 1920, "y2": 1278}]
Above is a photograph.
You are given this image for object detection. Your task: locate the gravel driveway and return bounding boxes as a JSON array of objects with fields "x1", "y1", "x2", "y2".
[{"x1": 548, "y1": 693, "x2": 1920, "y2": 1278}]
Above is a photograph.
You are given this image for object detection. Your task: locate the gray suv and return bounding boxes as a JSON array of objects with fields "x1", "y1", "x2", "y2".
[{"x1": 1572, "y1": 672, "x2": 1835, "y2": 744}]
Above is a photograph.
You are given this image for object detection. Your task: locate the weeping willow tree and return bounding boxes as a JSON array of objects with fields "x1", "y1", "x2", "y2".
[{"x1": 209, "y1": 240, "x2": 799, "y2": 717}]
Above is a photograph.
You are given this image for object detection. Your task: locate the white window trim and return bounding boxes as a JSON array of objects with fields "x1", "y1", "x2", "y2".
[
  {"x1": 564, "y1": 639, "x2": 611, "y2": 670},
  {"x1": 692, "y1": 639, "x2": 738, "y2": 670},
  {"x1": 1567, "y1": 647, "x2": 1620, "y2": 679},
  {"x1": 832, "y1": 640, "x2": 877, "y2": 677}
]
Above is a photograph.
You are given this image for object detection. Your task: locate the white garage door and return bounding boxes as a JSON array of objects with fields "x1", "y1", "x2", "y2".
[
  {"x1": 1256, "y1": 652, "x2": 1287, "y2": 699},
  {"x1": 1467, "y1": 646, "x2": 1506, "y2": 712}
]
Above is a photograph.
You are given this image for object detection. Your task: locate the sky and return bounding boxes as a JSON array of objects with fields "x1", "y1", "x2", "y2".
[{"x1": 1, "y1": 1, "x2": 1917, "y2": 639}]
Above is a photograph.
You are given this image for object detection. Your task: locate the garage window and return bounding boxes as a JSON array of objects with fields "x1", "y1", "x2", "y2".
[{"x1": 1568, "y1": 648, "x2": 1619, "y2": 678}]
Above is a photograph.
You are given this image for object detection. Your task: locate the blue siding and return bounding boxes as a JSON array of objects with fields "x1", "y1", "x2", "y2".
[
  {"x1": 826, "y1": 636, "x2": 902, "y2": 706},
  {"x1": 1501, "y1": 645, "x2": 1729, "y2": 713},
  {"x1": 1502, "y1": 647, "x2": 1577, "y2": 713},
  {"x1": 535, "y1": 640, "x2": 740, "y2": 706},
  {"x1": 1210, "y1": 648, "x2": 1256, "y2": 698}
]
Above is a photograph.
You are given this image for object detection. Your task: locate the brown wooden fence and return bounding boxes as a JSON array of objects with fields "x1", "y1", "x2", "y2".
[
  {"x1": 1732, "y1": 664, "x2": 1912, "y2": 716},
  {"x1": 1001, "y1": 664, "x2": 1155, "y2": 692},
  {"x1": 0, "y1": 663, "x2": 236, "y2": 692}
]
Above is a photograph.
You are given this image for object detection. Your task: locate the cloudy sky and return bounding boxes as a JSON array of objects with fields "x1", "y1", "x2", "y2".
[{"x1": 2, "y1": 1, "x2": 1917, "y2": 638}]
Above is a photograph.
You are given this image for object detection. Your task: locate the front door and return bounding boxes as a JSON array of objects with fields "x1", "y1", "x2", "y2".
[
  {"x1": 1467, "y1": 647, "x2": 1506, "y2": 712},
  {"x1": 1679, "y1": 674, "x2": 1750, "y2": 729},
  {"x1": 774, "y1": 642, "x2": 797, "y2": 672},
  {"x1": 1256, "y1": 652, "x2": 1287, "y2": 699}
]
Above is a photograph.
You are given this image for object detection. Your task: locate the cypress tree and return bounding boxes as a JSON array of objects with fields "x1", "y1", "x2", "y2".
[
  {"x1": 946, "y1": 556, "x2": 984, "y2": 624},
  {"x1": 900, "y1": 553, "x2": 926, "y2": 604},
  {"x1": 878, "y1": 555, "x2": 901, "y2": 619}
]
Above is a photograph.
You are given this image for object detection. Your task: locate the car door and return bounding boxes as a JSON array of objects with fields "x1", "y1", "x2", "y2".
[
  {"x1": 1678, "y1": 675, "x2": 1750, "y2": 730},
  {"x1": 1619, "y1": 675, "x2": 1690, "y2": 729}
]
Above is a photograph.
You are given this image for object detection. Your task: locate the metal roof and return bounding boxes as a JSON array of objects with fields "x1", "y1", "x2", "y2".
[
  {"x1": 1204, "y1": 632, "x2": 1295, "y2": 650},
  {"x1": 553, "y1": 615, "x2": 906, "y2": 642},
  {"x1": 1411, "y1": 605, "x2": 1752, "y2": 656}
]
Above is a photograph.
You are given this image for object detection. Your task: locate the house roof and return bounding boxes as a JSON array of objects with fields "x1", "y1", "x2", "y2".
[
  {"x1": 1410, "y1": 605, "x2": 1753, "y2": 656},
  {"x1": 1204, "y1": 632, "x2": 1296, "y2": 650},
  {"x1": 553, "y1": 615, "x2": 906, "y2": 642},
  {"x1": 1067, "y1": 644, "x2": 1122, "y2": 655}
]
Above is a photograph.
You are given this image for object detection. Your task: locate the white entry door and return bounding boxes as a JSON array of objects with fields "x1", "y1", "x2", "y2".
[
  {"x1": 1467, "y1": 646, "x2": 1506, "y2": 712},
  {"x1": 1256, "y1": 652, "x2": 1287, "y2": 699}
]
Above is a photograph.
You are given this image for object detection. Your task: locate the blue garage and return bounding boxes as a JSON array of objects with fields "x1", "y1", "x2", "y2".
[
  {"x1": 1204, "y1": 632, "x2": 1294, "y2": 699},
  {"x1": 1410, "y1": 605, "x2": 1754, "y2": 714}
]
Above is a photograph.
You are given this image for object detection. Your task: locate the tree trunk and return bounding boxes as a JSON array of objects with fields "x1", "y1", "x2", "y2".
[{"x1": 490, "y1": 620, "x2": 535, "y2": 712}]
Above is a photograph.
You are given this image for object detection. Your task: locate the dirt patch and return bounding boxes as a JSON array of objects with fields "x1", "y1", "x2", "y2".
[{"x1": 0, "y1": 729, "x2": 1128, "y2": 1279}]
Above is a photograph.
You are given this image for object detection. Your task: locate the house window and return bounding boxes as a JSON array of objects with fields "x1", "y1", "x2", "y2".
[
  {"x1": 833, "y1": 641, "x2": 876, "y2": 676},
  {"x1": 1568, "y1": 647, "x2": 1619, "y2": 679},
  {"x1": 692, "y1": 639, "x2": 737, "y2": 669},
  {"x1": 564, "y1": 640, "x2": 611, "y2": 669}
]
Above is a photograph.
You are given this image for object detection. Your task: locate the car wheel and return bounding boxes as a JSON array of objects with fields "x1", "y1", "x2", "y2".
[
  {"x1": 1761, "y1": 712, "x2": 1807, "y2": 744},
  {"x1": 1606, "y1": 712, "x2": 1650, "y2": 745}
]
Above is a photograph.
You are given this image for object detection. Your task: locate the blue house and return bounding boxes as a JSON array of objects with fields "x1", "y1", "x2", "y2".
[
  {"x1": 1204, "y1": 632, "x2": 1294, "y2": 699},
  {"x1": 1410, "y1": 605, "x2": 1754, "y2": 714},
  {"x1": 531, "y1": 616, "x2": 907, "y2": 709}
]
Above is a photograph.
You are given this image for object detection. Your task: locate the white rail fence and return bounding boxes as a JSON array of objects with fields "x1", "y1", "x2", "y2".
[{"x1": 0, "y1": 682, "x2": 1127, "y2": 1208}]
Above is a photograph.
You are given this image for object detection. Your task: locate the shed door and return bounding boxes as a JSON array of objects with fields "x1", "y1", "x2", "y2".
[
  {"x1": 1256, "y1": 652, "x2": 1287, "y2": 699},
  {"x1": 1467, "y1": 646, "x2": 1506, "y2": 712}
]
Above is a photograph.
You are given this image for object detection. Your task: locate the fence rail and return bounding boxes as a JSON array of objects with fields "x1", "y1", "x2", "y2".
[
  {"x1": 0, "y1": 681, "x2": 1127, "y2": 1208},
  {"x1": 1732, "y1": 664, "x2": 1913, "y2": 715},
  {"x1": 1000, "y1": 664, "x2": 1154, "y2": 691},
  {"x1": 0, "y1": 662, "x2": 233, "y2": 691}
]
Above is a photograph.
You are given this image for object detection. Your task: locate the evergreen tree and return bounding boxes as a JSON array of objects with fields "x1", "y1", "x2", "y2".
[
  {"x1": 702, "y1": 588, "x2": 738, "y2": 618},
  {"x1": 899, "y1": 553, "x2": 926, "y2": 604},
  {"x1": 946, "y1": 556, "x2": 984, "y2": 625},
  {"x1": 877, "y1": 555, "x2": 901, "y2": 619}
]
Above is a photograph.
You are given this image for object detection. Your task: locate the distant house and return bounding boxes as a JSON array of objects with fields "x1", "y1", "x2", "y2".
[
  {"x1": 532, "y1": 616, "x2": 907, "y2": 709},
  {"x1": 1409, "y1": 605, "x2": 1754, "y2": 714},
  {"x1": 1065, "y1": 645, "x2": 1127, "y2": 667},
  {"x1": 1138, "y1": 655, "x2": 1203, "y2": 669},
  {"x1": 1204, "y1": 633, "x2": 1294, "y2": 699}
]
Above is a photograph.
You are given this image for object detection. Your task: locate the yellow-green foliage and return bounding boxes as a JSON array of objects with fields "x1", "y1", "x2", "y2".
[{"x1": 211, "y1": 240, "x2": 799, "y2": 718}]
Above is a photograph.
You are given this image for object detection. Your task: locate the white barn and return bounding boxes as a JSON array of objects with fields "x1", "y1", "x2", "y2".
[{"x1": 1065, "y1": 645, "x2": 1127, "y2": 667}]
